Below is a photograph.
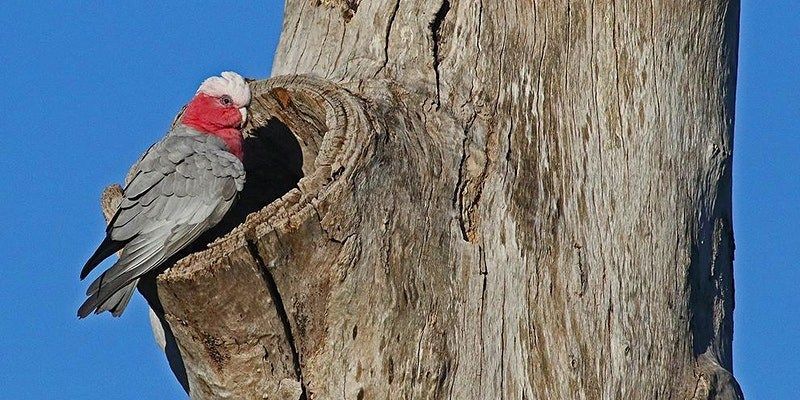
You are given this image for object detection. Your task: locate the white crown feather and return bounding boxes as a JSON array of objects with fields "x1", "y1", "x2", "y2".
[{"x1": 196, "y1": 71, "x2": 251, "y2": 107}]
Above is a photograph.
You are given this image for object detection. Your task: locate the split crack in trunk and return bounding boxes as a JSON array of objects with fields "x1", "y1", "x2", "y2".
[
  {"x1": 430, "y1": 0, "x2": 451, "y2": 108},
  {"x1": 376, "y1": 0, "x2": 401, "y2": 77},
  {"x1": 246, "y1": 239, "x2": 308, "y2": 400}
]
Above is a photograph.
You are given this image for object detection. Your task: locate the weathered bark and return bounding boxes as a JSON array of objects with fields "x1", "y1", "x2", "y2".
[{"x1": 105, "y1": 1, "x2": 744, "y2": 398}]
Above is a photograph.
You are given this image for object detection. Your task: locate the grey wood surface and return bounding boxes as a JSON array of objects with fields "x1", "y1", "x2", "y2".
[{"x1": 102, "y1": 1, "x2": 743, "y2": 398}]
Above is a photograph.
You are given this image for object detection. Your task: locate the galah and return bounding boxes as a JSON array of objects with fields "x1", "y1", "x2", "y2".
[{"x1": 78, "y1": 71, "x2": 251, "y2": 318}]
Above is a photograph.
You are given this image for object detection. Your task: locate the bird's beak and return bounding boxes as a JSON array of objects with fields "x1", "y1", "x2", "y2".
[{"x1": 239, "y1": 107, "x2": 248, "y2": 128}]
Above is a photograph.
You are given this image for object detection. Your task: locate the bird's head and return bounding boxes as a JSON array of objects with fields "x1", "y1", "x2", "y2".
[
  {"x1": 180, "y1": 71, "x2": 251, "y2": 158},
  {"x1": 181, "y1": 71, "x2": 251, "y2": 134}
]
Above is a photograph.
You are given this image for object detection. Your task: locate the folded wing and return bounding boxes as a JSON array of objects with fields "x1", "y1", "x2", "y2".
[{"x1": 78, "y1": 133, "x2": 244, "y2": 317}]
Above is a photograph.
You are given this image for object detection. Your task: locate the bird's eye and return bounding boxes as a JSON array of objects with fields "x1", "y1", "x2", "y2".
[{"x1": 219, "y1": 95, "x2": 233, "y2": 106}]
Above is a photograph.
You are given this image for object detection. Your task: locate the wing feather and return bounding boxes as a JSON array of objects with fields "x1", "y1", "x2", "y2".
[{"x1": 78, "y1": 131, "x2": 244, "y2": 317}]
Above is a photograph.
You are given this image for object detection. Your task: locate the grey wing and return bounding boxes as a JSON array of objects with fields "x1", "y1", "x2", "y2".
[{"x1": 79, "y1": 137, "x2": 243, "y2": 317}]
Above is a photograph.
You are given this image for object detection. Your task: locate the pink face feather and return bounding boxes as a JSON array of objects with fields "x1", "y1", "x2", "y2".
[{"x1": 180, "y1": 72, "x2": 251, "y2": 159}]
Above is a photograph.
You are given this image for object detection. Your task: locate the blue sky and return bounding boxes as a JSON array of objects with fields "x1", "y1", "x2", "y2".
[
  {"x1": 0, "y1": 1, "x2": 796, "y2": 399},
  {"x1": 733, "y1": 1, "x2": 800, "y2": 398}
]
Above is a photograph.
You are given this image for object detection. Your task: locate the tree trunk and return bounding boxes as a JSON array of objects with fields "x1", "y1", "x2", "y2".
[{"x1": 112, "y1": 1, "x2": 744, "y2": 398}]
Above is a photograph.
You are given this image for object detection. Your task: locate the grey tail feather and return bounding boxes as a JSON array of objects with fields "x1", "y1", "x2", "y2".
[
  {"x1": 81, "y1": 236, "x2": 126, "y2": 280},
  {"x1": 77, "y1": 280, "x2": 138, "y2": 318}
]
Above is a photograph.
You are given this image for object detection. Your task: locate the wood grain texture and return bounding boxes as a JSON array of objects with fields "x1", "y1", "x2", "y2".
[{"x1": 104, "y1": 1, "x2": 743, "y2": 398}]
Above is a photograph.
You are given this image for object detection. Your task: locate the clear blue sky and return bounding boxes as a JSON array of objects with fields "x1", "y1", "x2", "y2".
[{"x1": 0, "y1": 2, "x2": 795, "y2": 399}]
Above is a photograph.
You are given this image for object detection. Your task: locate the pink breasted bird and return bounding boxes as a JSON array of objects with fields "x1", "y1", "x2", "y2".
[{"x1": 78, "y1": 72, "x2": 250, "y2": 317}]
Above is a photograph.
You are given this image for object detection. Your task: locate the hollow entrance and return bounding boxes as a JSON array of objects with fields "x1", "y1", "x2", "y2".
[{"x1": 197, "y1": 118, "x2": 304, "y2": 242}]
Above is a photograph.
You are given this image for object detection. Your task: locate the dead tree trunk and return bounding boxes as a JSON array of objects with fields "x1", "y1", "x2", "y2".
[{"x1": 112, "y1": 1, "x2": 744, "y2": 398}]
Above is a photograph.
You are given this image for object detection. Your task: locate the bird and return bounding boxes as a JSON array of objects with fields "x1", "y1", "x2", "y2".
[{"x1": 78, "y1": 71, "x2": 251, "y2": 318}]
